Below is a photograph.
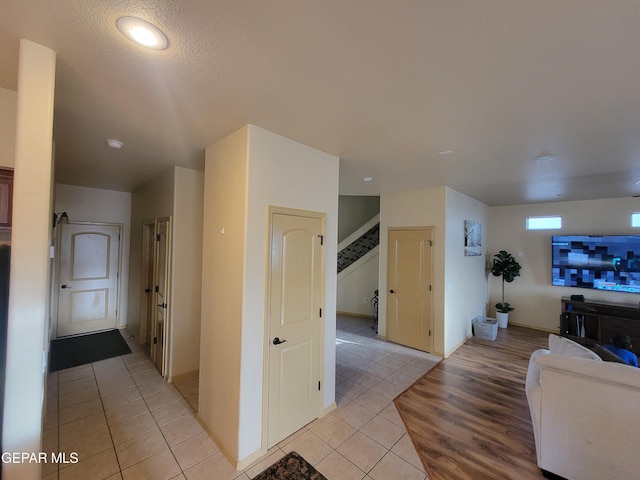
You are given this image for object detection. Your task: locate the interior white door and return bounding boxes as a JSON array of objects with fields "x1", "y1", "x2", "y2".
[
  {"x1": 267, "y1": 211, "x2": 324, "y2": 448},
  {"x1": 57, "y1": 223, "x2": 120, "y2": 337},
  {"x1": 141, "y1": 222, "x2": 155, "y2": 350},
  {"x1": 153, "y1": 218, "x2": 171, "y2": 375},
  {"x1": 386, "y1": 228, "x2": 433, "y2": 352}
]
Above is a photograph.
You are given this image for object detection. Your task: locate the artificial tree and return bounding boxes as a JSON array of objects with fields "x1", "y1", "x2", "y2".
[{"x1": 490, "y1": 250, "x2": 522, "y2": 314}]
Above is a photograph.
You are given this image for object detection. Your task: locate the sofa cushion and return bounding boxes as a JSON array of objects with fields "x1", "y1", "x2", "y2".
[{"x1": 548, "y1": 334, "x2": 602, "y2": 361}]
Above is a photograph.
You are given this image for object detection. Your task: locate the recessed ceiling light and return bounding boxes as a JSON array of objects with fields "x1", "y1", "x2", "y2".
[
  {"x1": 362, "y1": 177, "x2": 373, "y2": 182},
  {"x1": 438, "y1": 150, "x2": 454, "y2": 156},
  {"x1": 106, "y1": 139, "x2": 124, "y2": 149},
  {"x1": 117, "y1": 17, "x2": 169, "y2": 50},
  {"x1": 634, "y1": 179, "x2": 640, "y2": 185}
]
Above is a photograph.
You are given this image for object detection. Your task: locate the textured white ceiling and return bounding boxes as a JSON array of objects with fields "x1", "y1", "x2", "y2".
[{"x1": 2, "y1": 0, "x2": 640, "y2": 205}]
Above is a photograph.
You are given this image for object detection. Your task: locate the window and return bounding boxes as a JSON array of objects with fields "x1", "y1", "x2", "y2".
[
  {"x1": 632, "y1": 213, "x2": 640, "y2": 228},
  {"x1": 526, "y1": 216, "x2": 562, "y2": 230}
]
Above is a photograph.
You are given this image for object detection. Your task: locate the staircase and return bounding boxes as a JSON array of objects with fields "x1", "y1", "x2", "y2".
[
  {"x1": 337, "y1": 222, "x2": 379, "y2": 273},
  {"x1": 337, "y1": 215, "x2": 380, "y2": 317}
]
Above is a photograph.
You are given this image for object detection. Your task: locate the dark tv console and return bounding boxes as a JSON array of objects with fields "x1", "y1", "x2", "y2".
[{"x1": 560, "y1": 296, "x2": 640, "y2": 355}]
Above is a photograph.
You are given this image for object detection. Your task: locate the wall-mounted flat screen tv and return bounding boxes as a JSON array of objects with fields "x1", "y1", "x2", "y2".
[{"x1": 552, "y1": 235, "x2": 640, "y2": 294}]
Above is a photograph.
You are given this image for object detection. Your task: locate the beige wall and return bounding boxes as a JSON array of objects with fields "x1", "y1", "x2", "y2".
[
  {"x1": 379, "y1": 186, "x2": 491, "y2": 357},
  {"x1": 244, "y1": 125, "x2": 339, "y2": 460},
  {"x1": 338, "y1": 195, "x2": 379, "y2": 242},
  {"x1": 489, "y1": 197, "x2": 640, "y2": 332},
  {"x1": 128, "y1": 166, "x2": 203, "y2": 379},
  {"x1": 337, "y1": 207, "x2": 381, "y2": 317},
  {"x1": 0, "y1": 87, "x2": 16, "y2": 168},
  {"x1": 200, "y1": 124, "x2": 339, "y2": 463},
  {"x1": 54, "y1": 184, "x2": 132, "y2": 330},
  {"x1": 379, "y1": 187, "x2": 448, "y2": 355},
  {"x1": 128, "y1": 168, "x2": 175, "y2": 337},
  {"x1": 3, "y1": 40, "x2": 55, "y2": 480},
  {"x1": 337, "y1": 249, "x2": 379, "y2": 316},
  {"x1": 169, "y1": 167, "x2": 204, "y2": 377},
  {"x1": 444, "y1": 188, "x2": 491, "y2": 353},
  {"x1": 200, "y1": 126, "x2": 247, "y2": 459}
]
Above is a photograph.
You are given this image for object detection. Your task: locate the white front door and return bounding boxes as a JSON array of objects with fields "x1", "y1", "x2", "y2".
[
  {"x1": 267, "y1": 210, "x2": 324, "y2": 448},
  {"x1": 57, "y1": 223, "x2": 121, "y2": 337}
]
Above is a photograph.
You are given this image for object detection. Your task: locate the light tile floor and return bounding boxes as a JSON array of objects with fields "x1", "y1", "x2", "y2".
[{"x1": 42, "y1": 315, "x2": 440, "y2": 480}]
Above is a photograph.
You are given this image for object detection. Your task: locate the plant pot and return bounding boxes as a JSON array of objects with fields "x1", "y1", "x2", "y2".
[{"x1": 496, "y1": 312, "x2": 509, "y2": 329}]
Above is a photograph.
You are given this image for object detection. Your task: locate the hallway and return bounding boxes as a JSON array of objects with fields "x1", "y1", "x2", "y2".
[{"x1": 42, "y1": 315, "x2": 440, "y2": 479}]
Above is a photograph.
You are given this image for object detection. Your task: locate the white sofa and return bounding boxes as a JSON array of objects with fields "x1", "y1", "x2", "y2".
[{"x1": 525, "y1": 334, "x2": 640, "y2": 480}]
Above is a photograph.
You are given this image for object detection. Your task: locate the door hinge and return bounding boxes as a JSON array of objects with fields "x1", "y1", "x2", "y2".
[
  {"x1": 155, "y1": 286, "x2": 159, "y2": 293},
  {"x1": 156, "y1": 234, "x2": 161, "y2": 241},
  {"x1": 319, "y1": 308, "x2": 322, "y2": 317},
  {"x1": 318, "y1": 381, "x2": 321, "y2": 391},
  {"x1": 153, "y1": 337, "x2": 157, "y2": 345},
  {"x1": 429, "y1": 330, "x2": 432, "y2": 336},
  {"x1": 318, "y1": 235, "x2": 324, "y2": 245},
  {"x1": 429, "y1": 285, "x2": 432, "y2": 291},
  {"x1": 429, "y1": 239, "x2": 433, "y2": 246}
]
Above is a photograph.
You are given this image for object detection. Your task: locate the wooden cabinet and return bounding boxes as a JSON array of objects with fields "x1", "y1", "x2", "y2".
[
  {"x1": 560, "y1": 296, "x2": 640, "y2": 355},
  {"x1": 0, "y1": 168, "x2": 13, "y2": 228}
]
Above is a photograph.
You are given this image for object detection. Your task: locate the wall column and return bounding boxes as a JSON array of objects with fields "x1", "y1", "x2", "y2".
[{"x1": 3, "y1": 39, "x2": 56, "y2": 480}]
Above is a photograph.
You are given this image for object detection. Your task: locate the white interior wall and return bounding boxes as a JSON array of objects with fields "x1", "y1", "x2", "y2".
[
  {"x1": 200, "y1": 126, "x2": 247, "y2": 460},
  {"x1": 337, "y1": 249, "x2": 379, "y2": 316},
  {"x1": 379, "y1": 187, "x2": 448, "y2": 355},
  {"x1": 128, "y1": 168, "x2": 175, "y2": 338},
  {"x1": 128, "y1": 167, "x2": 203, "y2": 379},
  {"x1": 3, "y1": 39, "x2": 55, "y2": 480},
  {"x1": 444, "y1": 188, "x2": 491, "y2": 353},
  {"x1": 54, "y1": 184, "x2": 132, "y2": 330},
  {"x1": 0, "y1": 87, "x2": 16, "y2": 169},
  {"x1": 489, "y1": 197, "x2": 640, "y2": 332},
  {"x1": 338, "y1": 195, "x2": 380, "y2": 242},
  {"x1": 169, "y1": 167, "x2": 204, "y2": 378},
  {"x1": 337, "y1": 198, "x2": 380, "y2": 317},
  {"x1": 241, "y1": 125, "x2": 339, "y2": 460},
  {"x1": 379, "y1": 187, "x2": 491, "y2": 357},
  {"x1": 200, "y1": 125, "x2": 339, "y2": 463}
]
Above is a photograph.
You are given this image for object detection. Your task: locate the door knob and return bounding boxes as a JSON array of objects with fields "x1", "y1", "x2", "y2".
[
  {"x1": 61, "y1": 284, "x2": 71, "y2": 289},
  {"x1": 157, "y1": 303, "x2": 167, "y2": 308},
  {"x1": 272, "y1": 337, "x2": 287, "y2": 345},
  {"x1": 389, "y1": 289, "x2": 395, "y2": 293}
]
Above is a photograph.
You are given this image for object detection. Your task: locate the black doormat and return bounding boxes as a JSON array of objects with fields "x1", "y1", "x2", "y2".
[
  {"x1": 252, "y1": 451, "x2": 327, "y2": 480},
  {"x1": 49, "y1": 329, "x2": 131, "y2": 372}
]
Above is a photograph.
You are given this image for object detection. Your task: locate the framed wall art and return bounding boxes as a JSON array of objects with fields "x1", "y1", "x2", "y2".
[{"x1": 464, "y1": 220, "x2": 482, "y2": 256}]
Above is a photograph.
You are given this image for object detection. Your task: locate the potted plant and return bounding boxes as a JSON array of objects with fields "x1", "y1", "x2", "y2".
[{"x1": 490, "y1": 250, "x2": 522, "y2": 328}]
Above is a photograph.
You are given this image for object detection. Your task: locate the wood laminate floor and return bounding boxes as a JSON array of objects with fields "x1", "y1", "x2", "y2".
[{"x1": 394, "y1": 325, "x2": 549, "y2": 480}]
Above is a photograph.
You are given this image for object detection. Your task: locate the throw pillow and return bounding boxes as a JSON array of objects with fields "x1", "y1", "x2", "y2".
[{"x1": 548, "y1": 334, "x2": 602, "y2": 361}]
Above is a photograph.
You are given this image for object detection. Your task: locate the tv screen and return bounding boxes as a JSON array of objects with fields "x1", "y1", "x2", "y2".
[{"x1": 552, "y1": 235, "x2": 640, "y2": 294}]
